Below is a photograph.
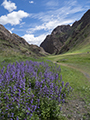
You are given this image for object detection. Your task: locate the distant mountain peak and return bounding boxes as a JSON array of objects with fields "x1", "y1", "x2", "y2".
[
  {"x1": 40, "y1": 9, "x2": 90, "y2": 54},
  {"x1": 40, "y1": 24, "x2": 71, "y2": 54}
]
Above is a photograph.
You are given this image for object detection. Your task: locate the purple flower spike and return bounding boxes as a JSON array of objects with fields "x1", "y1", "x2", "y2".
[
  {"x1": 55, "y1": 74, "x2": 58, "y2": 79},
  {"x1": 65, "y1": 82, "x2": 69, "y2": 88},
  {"x1": 60, "y1": 75, "x2": 62, "y2": 81},
  {"x1": 62, "y1": 81, "x2": 64, "y2": 87},
  {"x1": 16, "y1": 116, "x2": 19, "y2": 120},
  {"x1": 62, "y1": 99, "x2": 65, "y2": 103}
]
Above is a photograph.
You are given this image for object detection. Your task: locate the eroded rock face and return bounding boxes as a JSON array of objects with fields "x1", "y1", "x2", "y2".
[
  {"x1": 29, "y1": 44, "x2": 49, "y2": 56},
  {"x1": 40, "y1": 25, "x2": 71, "y2": 54},
  {"x1": 0, "y1": 24, "x2": 47, "y2": 56},
  {"x1": 40, "y1": 9, "x2": 90, "y2": 54},
  {"x1": 59, "y1": 9, "x2": 90, "y2": 54},
  {"x1": 0, "y1": 24, "x2": 29, "y2": 46}
]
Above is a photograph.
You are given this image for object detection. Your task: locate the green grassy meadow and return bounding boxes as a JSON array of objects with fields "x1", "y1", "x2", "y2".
[
  {"x1": 0, "y1": 49, "x2": 90, "y2": 119},
  {"x1": 1, "y1": 51, "x2": 90, "y2": 104},
  {"x1": 45, "y1": 52, "x2": 90, "y2": 104}
]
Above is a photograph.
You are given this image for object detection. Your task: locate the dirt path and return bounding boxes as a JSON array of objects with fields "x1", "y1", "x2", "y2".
[
  {"x1": 56, "y1": 62, "x2": 90, "y2": 82},
  {"x1": 53, "y1": 62, "x2": 90, "y2": 120}
]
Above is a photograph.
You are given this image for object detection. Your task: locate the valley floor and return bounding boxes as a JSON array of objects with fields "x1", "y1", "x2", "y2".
[
  {"x1": 46, "y1": 52, "x2": 90, "y2": 120},
  {"x1": 57, "y1": 62, "x2": 90, "y2": 82},
  {"x1": 0, "y1": 52, "x2": 90, "y2": 120},
  {"x1": 59, "y1": 64, "x2": 90, "y2": 120}
]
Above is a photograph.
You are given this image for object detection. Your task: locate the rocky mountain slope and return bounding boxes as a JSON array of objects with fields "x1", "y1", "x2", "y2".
[
  {"x1": 0, "y1": 24, "x2": 48, "y2": 57},
  {"x1": 40, "y1": 9, "x2": 90, "y2": 54},
  {"x1": 40, "y1": 25, "x2": 71, "y2": 54}
]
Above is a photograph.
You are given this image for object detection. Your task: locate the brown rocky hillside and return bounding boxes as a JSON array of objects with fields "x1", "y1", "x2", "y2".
[
  {"x1": 40, "y1": 9, "x2": 90, "y2": 54},
  {"x1": 0, "y1": 24, "x2": 48, "y2": 57}
]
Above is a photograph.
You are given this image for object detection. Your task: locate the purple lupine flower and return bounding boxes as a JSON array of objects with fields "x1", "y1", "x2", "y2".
[
  {"x1": 59, "y1": 86, "x2": 62, "y2": 93},
  {"x1": 60, "y1": 75, "x2": 62, "y2": 81},
  {"x1": 50, "y1": 83, "x2": 54, "y2": 89},
  {"x1": 28, "y1": 107, "x2": 30, "y2": 111},
  {"x1": 62, "y1": 99, "x2": 65, "y2": 103},
  {"x1": 65, "y1": 82, "x2": 69, "y2": 87},
  {"x1": 11, "y1": 113, "x2": 14, "y2": 117},
  {"x1": 34, "y1": 105, "x2": 37, "y2": 111},
  {"x1": 54, "y1": 85, "x2": 58, "y2": 91},
  {"x1": 37, "y1": 99, "x2": 40, "y2": 103},
  {"x1": 0, "y1": 60, "x2": 72, "y2": 119},
  {"x1": 31, "y1": 99, "x2": 33, "y2": 104},
  {"x1": 30, "y1": 114, "x2": 33, "y2": 118},
  {"x1": 62, "y1": 81, "x2": 64, "y2": 87},
  {"x1": 61, "y1": 94, "x2": 63, "y2": 99},
  {"x1": 16, "y1": 116, "x2": 19, "y2": 120},
  {"x1": 55, "y1": 73, "x2": 58, "y2": 80},
  {"x1": 58, "y1": 98, "x2": 61, "y2": 103}
]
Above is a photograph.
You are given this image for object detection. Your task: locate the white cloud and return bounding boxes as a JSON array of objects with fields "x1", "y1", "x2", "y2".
[
  {"x1": 9, "y1": 28, "x2": 14, "y2": 34},
  {"x1": 27, "y1": 19, "x2": 74, "y2": 34},
  {"x1": 1, "y1": 0, "x2": 17, "y2": 12},
  {"x1": 11, "y1": 28, "x2": 14, "y2": 31},
  {"x1": 45, "y1": 0, "x2": 59, "y2": 7},
  {"x1": 27, "y1": 0, "x2": 85, "y2": 34},
  {"x1": 23, "y1": 0, "x2": 86, "y2": 46},
  {"x1": 64, "y1": 0, "x2": 77, "y2": 6},
  {"x1": 32, "y1": 5, "x2": 84, "y2": 23},
  {"x1": 22, "y1": 34, "x2": 47, "y2": 46},
  {"x1": 9, "y1": 30, "x2": 12, "y2": 34},
  {"x1": 0, "y1": 10, "x2": 29, "y2": 25},
  {"x1": 29, "y1": 1, "x2": 34, "y2": 4},
  {"x1": 1, "y1": 0, "x2": 86, "y2": 47},
  {"x1": 20, "y1": 22, "x2": 25, "y2": 28}
]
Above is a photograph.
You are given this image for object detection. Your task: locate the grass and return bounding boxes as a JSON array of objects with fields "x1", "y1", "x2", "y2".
[
  {"x1": 68, "y1": 39, "x2": 90, "y2": 53},
  {"x1": 0, "y1": 56, "x2": 73, "y2": 120},
  {"x1": 0, "y1": 54, "x2": 45, "y2": 69},
  {"x1": 1, "y1": 52, "x2": 89, "y2": 103},
  {"x1": 46, "y1": 52, "x2": 90, "y2": 75},
  {"x1": 59, "y1": 22, "x2": 90, "y2": 54},
  {"x1": 0, "y1": 50, "x2": 90, "y2": 119},
  {"x1": 60, "y1": 65, "x2": 90, "y2": 103},
  {"x1": 56, "y1": 53, "x2": 90, "y2": 75},
  {"x1": 44, "y1": 52, "x2": 90, "y2": 104}
]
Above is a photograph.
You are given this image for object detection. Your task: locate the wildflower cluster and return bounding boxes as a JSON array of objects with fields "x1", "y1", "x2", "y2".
[{"x1": 0, "y1": 60, "x2": 72, "y2": 120}]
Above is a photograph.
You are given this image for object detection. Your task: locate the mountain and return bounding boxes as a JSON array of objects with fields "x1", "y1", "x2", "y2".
[
  {"x1": 40, "y1": 25, "x2": 71, "y2": 54},
  {"x1": 40, "y1": 9, "x2": 90, "y2": 54},
  {"x1": 0, "y1": 24, "x2": 48, "y2": 57}
]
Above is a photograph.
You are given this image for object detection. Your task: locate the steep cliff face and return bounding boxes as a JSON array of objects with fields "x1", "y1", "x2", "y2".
[
  {"x1": 0, "y1": 24, "x2": 47, "y2": 57},
  {"x1": 40, "y1": 25, "x2": 71, "y2": 54},
  {"x1": 59, "y1": 9, "x2": 90, "y2": 53},
  {"x1": 40, "y1": 9, "x2": 90, "y2": 54}
]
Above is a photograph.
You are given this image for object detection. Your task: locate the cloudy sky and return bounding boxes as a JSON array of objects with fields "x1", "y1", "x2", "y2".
[{"x1": 0, "y1": 0, "x2": 90, "y2": 46}]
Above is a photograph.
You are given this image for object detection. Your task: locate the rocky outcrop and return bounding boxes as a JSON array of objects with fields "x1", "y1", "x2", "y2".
[
  {"x1": 0, "y1": 24, "x2": 29, "y2": 46},
  {"x1": 59, "y1": 9, "x2": 90, "y2": 54},
  {"x1": 40, "y1": 9, "x2": 90, "y2": 54},
  {"x1": 40, "y1": 25, "x2": 71, "y2": 54},
  {"x1": 30, "y1": 44, "x2": 49, "y2": 56},
  {"x1": 0, "y1": 24, "x2": 47, "y2": 56}
]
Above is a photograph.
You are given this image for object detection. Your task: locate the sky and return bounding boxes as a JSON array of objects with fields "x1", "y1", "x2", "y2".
[{"x1": 0, "y1": 0, "x2": 90, "y2": 46}]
